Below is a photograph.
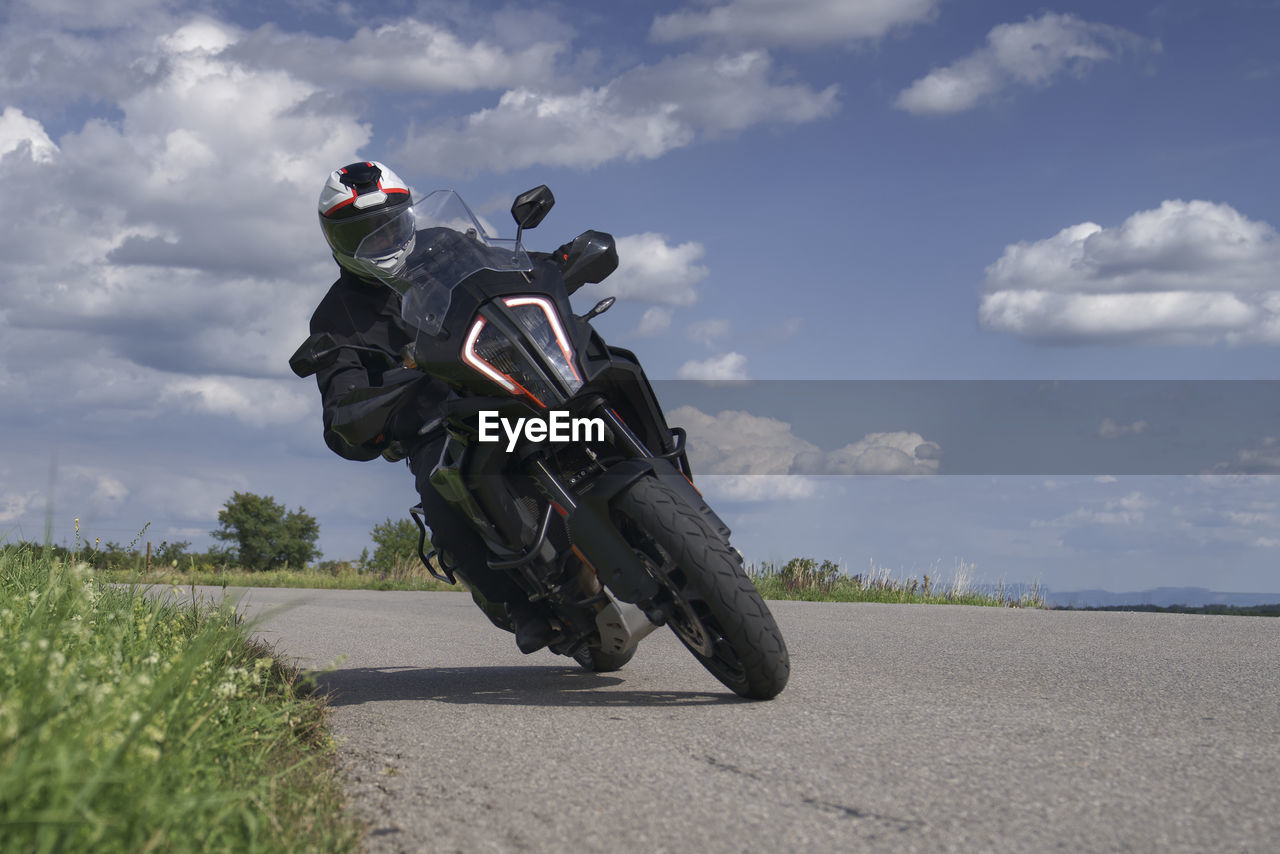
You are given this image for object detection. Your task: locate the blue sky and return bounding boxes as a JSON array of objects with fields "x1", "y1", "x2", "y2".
[{"x1": 1, "y1": 0, "x2": 1278, "y2": 594}]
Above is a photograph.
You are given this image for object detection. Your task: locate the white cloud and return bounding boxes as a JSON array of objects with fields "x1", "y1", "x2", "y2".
[
  {"x1": 1212, "y1": 437, "x2": 1280, "y2": 474},
  {"x1": 687, "y1": 317, "x2": 731, "y2": 347},
  {"x1": 0, "y1": 16, "x2": 372, "y2": 398},
  {"x1": 670, "y1": 406, "x2": 815, "y2": 474},
  {"x1": 0, "y1": 107, "x2": 58, "y2": 162},
  {"x1": 160, "y1": 376, "x2": 314, "y2": 428},
  {"x1": 978, "y1": 200, "x2": 1280, "y2": 344},
  {"x1": 652, "y1": 0, "x2": 939, "y2": 47},
  {"x1": 631, "y1": 306, "x2": 674, "y2": 337},
  {"x1": 698, "y1": 475, "x2": 819, "y2": 502},
  {"x1": 580, "y1": 233, "x2": 709, "y2": 306},
  {"x1": 0, "y1": 489, "x2": 38, "y2": 524},
  {"x1": 67, "y1": 468, "x2": 130, "y2": 505},
  {"x1": 1098, "y1": 418, "x2": 1148, "y2": 439},
  {"x1": 670, "y1": 405, "x2": 943, "y2": 476},
  {"x1": 1036, "y1": 490, "x2": 1153, "y2": 528},
  {"x1": 895, "y1": 12, "x2": 1159, "y2": 114},
  {"x1": 677, "y1": 352, "x2": 750, "y2": 380},
  {"x1": 229, "y1": 19, "x2": 563, "y2": 92},
  {"x1": 397, "y1": 51, "x2": 836, "y2": 174}
]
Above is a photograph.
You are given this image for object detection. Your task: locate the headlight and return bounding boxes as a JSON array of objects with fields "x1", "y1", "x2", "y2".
[
  {"x1": 461, "y1": 296, "x2": 583, "y2": 407},
  {"x1": 502, "y1": 296, "x2": 583, "y2": 393}
]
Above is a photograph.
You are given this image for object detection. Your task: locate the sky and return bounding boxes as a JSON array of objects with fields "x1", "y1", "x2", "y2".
[{"x1": 1, "y1": 0, "x2": 1279, "y2": 595}]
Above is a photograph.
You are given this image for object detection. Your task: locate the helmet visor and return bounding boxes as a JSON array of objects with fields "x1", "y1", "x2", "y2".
[{"x1": 322, "y1": 204, "x2": 414, "y2": 258}]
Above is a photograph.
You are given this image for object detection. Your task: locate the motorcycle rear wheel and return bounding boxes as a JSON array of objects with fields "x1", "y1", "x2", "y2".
[{"x1": 613, "y1": 476, "x2": 789, "y2": 699}]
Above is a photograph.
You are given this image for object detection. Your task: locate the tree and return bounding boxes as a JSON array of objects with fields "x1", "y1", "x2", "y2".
[
  {"x1": 369, "y1": 517, "x2": 420, "y2": 570},
  {"x1": 210, "y1": 492, "x2": 320, "y2": 571}
]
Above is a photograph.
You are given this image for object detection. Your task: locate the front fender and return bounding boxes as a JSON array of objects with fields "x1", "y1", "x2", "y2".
[{"x1": 564, "y1": 457, "x2": 730, "y2": 603}]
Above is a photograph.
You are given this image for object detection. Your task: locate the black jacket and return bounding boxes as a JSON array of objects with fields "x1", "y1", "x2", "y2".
[{"x1": 309, "y1": 268, "x2": 451, "y2": 461}]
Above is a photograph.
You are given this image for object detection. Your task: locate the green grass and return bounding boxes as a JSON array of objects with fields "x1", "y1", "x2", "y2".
[
  {"x1": 98, "y1": 555, "x2": 462, "y2": 593},
  {"x1": 0, "y1": 546, "x2": 362, "y2": 854},
  {"x1": 102, "y1": 553, "x2": 1045, "y2": 608},
  {"x1": 748, "y1": 558, "x2": 1047, "y2": 608},
  {"x1": 100, "y1": 565, "x2": 461, "y2": 592}
]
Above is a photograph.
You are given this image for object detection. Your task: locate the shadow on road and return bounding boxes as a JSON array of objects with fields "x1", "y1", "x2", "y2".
[{"x1": 318, "y1": 665, "x2": 743, "y2": 707}]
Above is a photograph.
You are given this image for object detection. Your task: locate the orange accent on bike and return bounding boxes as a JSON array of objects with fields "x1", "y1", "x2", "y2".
[{"x1": 571, "y1": 545, "x2": 598, "y2": 574}]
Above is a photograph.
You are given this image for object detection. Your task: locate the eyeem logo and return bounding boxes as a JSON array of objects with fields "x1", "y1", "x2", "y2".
[{"x1": 478, "y1": 410, "x2": 606, "y2": 452}]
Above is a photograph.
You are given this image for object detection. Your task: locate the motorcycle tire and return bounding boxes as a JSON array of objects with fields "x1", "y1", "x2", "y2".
[
  {"x1": 572, "y1": 645, "x2": 636, "y2": 673},
  {"x1": 613, "y1": 475, "x2": 789, "y2": 700}
]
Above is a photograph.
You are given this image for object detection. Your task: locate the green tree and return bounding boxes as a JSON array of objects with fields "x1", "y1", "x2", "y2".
[
  {"x1": 369, "y1": 517, "x2": 420, "y2": 570},
  {"x1": 210, "y1": 492, "x2": 320, "y2": 570}
]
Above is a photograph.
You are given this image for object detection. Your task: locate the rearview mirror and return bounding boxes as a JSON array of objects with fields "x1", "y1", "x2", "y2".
[
  {"x1": 289, "y1": 332, "x2": 338, "y2": 378},
  {"x1": 511, "y1": 185, "x2": 555, "y2": 231},
  {"x1": 558, "y1": 230, "x2": 619, "y2": 294}
]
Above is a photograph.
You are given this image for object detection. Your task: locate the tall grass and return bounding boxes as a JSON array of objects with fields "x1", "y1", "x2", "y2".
[
  {"x1": 749, "y1": 557, "x2": 1046, "y2": 607},
  {"x1": 97, "y1": 554, "x2": 461, "y2": 592},
  {"x1": 0, "y1": 546, "x2": 360, "y2": 853}
]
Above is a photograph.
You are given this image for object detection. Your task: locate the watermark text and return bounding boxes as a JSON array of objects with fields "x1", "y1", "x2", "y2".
[{"x1": 478, "y1": 410, "x2": 606, "y2": 451}]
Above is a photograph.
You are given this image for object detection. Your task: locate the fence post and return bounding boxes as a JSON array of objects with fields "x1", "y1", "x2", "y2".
[{"x1": 146, "y1": 541, "x2": 151, "y2": 573}]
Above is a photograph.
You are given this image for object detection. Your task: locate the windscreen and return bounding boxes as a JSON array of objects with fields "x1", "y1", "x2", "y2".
[{"x1": 354, "y1": 189, "x2": 532, "y2": 336}]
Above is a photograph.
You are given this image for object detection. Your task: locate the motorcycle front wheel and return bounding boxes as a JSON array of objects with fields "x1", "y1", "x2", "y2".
[{"x1": 613, "y1": 475, "x2": 789, "y2": 699}]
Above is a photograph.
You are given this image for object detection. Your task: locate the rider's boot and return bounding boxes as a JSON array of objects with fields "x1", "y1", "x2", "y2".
[{"x1": 509, "y1": 602, "x2": 558, "y2": 654}]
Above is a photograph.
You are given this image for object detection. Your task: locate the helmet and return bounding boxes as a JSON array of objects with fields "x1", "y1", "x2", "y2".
[{"x1": 318, "y1": 161, "x2": 414, "y2": 277}]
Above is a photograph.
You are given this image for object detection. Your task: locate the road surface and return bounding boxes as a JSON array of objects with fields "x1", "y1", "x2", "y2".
[{"x1": 221, "y1": 588, "x2": 1278, "y2": 853}]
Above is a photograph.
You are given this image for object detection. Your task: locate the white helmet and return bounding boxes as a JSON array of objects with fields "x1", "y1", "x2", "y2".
[{"x1": 318, "y1": 161, "x2": 414, "y2": 277}]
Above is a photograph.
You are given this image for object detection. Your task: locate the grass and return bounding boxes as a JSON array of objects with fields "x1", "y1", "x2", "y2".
[
  {"x1": 748, "y1": 557, "x2": 1047, "y2": 608},
  {"x1": 0, "y1": 546, "x2": 362, "y2": 854},
  {"x1": 105, "y1": 551, "x2": 1045, "y2": 608},
  {"x1": 99, "y1": 556, "x2": 462, "y2": 593}
]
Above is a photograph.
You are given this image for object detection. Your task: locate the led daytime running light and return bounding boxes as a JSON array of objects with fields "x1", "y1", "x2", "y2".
[
  {"x1": 462, "y1": 317, "x2": 516, "y2": 392},
  {"x1": 502, "y1": 296, "x2": 582, "y2": 383}
]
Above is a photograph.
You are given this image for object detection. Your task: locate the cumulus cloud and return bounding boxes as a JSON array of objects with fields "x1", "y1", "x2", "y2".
[
  {"x1": 652, "y1": 0, "x2": 939, "y2": 46},
  {"x1": 670, "y1": 405, "x2": 943, "y2": 477},
  {"x1": 629, "y1": 306, "x2": 673, "y2": 337},
  {"x1": 677, "y1": 352, "x2": 751, "y2": 380},
  {"x1": 0, "y1": 17, "x2": 371, "y2": 393},
  {"x1": 227, "y1": 19, "x2": 563, "y2": 92},
  {"x1": 578, "y1": 233, "x2": 709, "y2": 307},
  {"x1": 978, "y1": 200, "x2": 1280, "y2": 344},
  {"x1": 0, "y1": 107, "x2": 58, "y2": 162},
  {"x1": 670, "y1": 406, "x2": 814, "y2": 474},
  {"x1": 160, "y1": 376, "x2": 314, "y2": 428},
  {"x1": 1098, "y1": 418, "x2": 1148, "y2": 439},
  {"x1": 0, "y1": 489, "x2": 38, "y2": 524},
  {"x1": 1212, "y1": 437, "x2": 1280, "y2": 474},
  {"x1": 895, "y1": 12, "x2": 1159, "y2": 114},
  {"x1": 397, "y1": 51, "x2": 837, "y2": 174}
]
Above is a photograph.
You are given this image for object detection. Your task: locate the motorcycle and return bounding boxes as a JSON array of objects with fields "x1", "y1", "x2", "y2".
[{"x1": 291, "y1": 186, "x2": 789, "y2": 699}]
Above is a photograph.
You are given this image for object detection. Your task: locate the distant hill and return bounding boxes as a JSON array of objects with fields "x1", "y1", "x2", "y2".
[{"x1": 1044, "y1": 587, "x2": 1280, "y2": 609}]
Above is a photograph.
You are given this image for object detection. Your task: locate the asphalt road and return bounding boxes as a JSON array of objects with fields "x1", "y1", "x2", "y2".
[{"x1": 218, "y1": 588, "x2": 1278, "y2": 853}]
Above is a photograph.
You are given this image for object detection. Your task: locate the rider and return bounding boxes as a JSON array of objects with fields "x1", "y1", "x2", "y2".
[{"x1": 310, "y1": 160, "x2": 557, "y2": 653}]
